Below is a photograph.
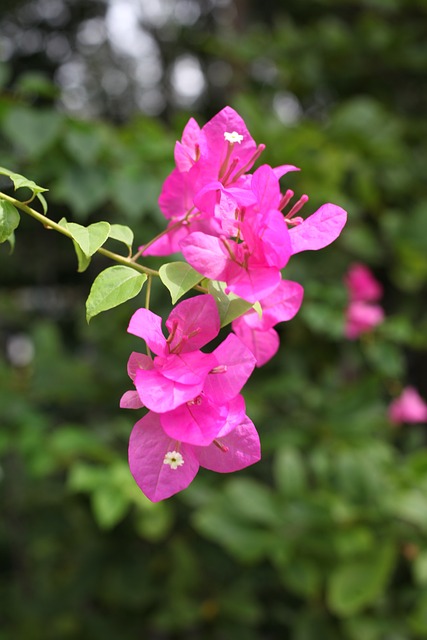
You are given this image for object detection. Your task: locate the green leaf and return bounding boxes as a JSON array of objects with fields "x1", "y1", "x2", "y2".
[
  {"x1": 194, "y1": 505, "x2": 273, "y2": 563},
  {"x1": 108, "y1": 224, "x2": 134, "y2": 252},
  {"x1": 0, "y1": 166, "x2": 49, "y2": 213},
  {"x1": 224, "y1": 478, "x2": 279, "y2": 525},
  {"x1": 413, "y1": 550, "x2": 427, "y2": 586},
  {"x1": 159, "y1": 261, "x2": 203, "y2": 304},
  {"x1": 72, "y1": 240, "x2": 91, "y2": 273},
  {"x1": 65, "y1": 221, "x2": 111, "y2": 257},
  {"x1": 273, "y1": 446, "x2": 307, "y2": 497},
  {"x1": 207, "y1": 280, "x2": 252, "y2": 327},
  {"x1": 327, "y1": 544, "x2": 396, "y2": 615},
  {"x1": 58, "y1": 218, "x2": 110, "y2": 271},
  {"x1": 92, "y1": 485, "x2": 129, "y2": 529},
  {"x1": 280, "y1": 558, "x2": 322, "y2": 598},
  {"x1": 37, "y1": 192, "x2": 48, "y2": 215},
  {"x1": 86, "y1": 265, "x2": 147, "y2": 322},
  {"x1": 0, "y1": 167, "x2": 48, "y2": 195},
  {"x1": 54, "y1": 166, "x2": 110, "y2": 218},
  {"x1": 0, "y1": 201, "x2": 20, "y2": 243},
  {"x1": 2, "y1": 107, "x2": 63, "y2": 158}
]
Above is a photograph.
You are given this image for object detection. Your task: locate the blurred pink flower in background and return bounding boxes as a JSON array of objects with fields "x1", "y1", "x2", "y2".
[
  {"x1": 344, "y1": 263, "x2": 384, "y2": 339},
  {"x1": 388, "y1": 387, "x2": 427, "y2": 425},
  {"x1": 345, "y1": 300, "x2": 385, "y2": 340},
  {"x1": 345, "y1": 263, "x2": 383, "y2": 302}
]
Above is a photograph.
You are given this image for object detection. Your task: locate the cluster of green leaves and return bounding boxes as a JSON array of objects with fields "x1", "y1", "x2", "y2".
[{"x1": 1, "y1": 2, "x2": 427, "y2": 639}]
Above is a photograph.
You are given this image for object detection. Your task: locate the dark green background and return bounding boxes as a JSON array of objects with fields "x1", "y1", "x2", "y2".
[{"x1": 1, "y1": 1, "x2": 427, "y2": 638}]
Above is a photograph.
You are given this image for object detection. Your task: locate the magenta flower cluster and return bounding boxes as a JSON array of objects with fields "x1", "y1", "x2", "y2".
[{"x1": 122, "y1": 107, "x2": 347, "y2": 501}]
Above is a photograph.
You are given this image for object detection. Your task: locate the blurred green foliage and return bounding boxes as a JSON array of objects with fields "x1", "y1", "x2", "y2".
[{"x1": 1, "y1": 1, "x2": 427, "y2": 638}]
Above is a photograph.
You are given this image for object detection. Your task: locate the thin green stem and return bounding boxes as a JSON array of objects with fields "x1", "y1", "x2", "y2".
[
  {"x1": 145, "y1": 274, "x2": 152, "y2": 309},
  {"x1": 0, "y1": 191, "x2": 158, "y2": 278},
  {"x1": 0, "y1": 191, "x2": 208, "y2": 294}
]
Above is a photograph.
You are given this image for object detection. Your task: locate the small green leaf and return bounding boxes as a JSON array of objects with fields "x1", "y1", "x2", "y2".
[
  {"x1": 327, "y1": 544, "x2": 396, "y2": 615},
  {"x1": 37, "y1": 192, "x2": 48, "y2": 215},
  {"x1": 159, "y1": 261, "x2": 203, "y2": 304},
  {"x1": 72, "y1": 241, "x2": 91, "y2": 273},
  {"x1": 273, "y1": 447, "x2": 307, "y2": 497},
  {"x1": 253, "y1": 301, "x2": 263, "y2": 318},
  {"x1": 0, "y1": 201, "x2": 20, "y2": 243},
  {"x1": 0, "y1": 166, "x2": 49, "y2": 212},
  {"x1": 65, "y1": 221, "x2": 111, "y2": 257},
  {"x1": 207, "y1": 280, "x2": 252, "y2": 327},
  {"x1": 0, "y1": 166, "x2": 48, "y2": 195},
  {"x1": 108, "y1": 224, "x2": 134, "y2": 252},
  {"x1": 86, "y1": 265, "x2": 147, "y2": 322},
  {"x1": 58, "y1": 218, "x2": 110, "y2": 273},
  {"x1": 92, "y1": 486, "x2": 129, "y2": 529}
]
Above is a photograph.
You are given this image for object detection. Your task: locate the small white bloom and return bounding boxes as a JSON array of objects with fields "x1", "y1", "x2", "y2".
[
  {"x1": 224, "y1": 131, "x2": 243, "y2": 144},
  {"x1": 163, "y1": 450, "x2": 184, "y2": 470}
]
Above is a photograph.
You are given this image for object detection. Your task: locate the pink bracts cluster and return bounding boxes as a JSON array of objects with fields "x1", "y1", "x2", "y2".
[
  {"x1": 344, "y1": 263, "x2": 384, "y2": 339},
  {"x1": 123, "y1": 106, "x2": 348, "y2": 501},
  {"x1": 142, "y1": 106, "x2": 347, "y2": 367},
  {"x1": 121, "y1": 295, "x2": 260, "y2": 501}
]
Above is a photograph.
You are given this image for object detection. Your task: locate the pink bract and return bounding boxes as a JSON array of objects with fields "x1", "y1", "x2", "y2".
[
  {"x1": 288, "y1": 203, "x2": 347, "y2": 254},
  {"x1": 388, "y1": 387, "x2": 427, "y2": 425},
  {"x1": 125, "y1": 295, "x2": 221, "y2": 414},
  {"x1": 232, "y1": 280, "x2": 304, "y2": 366},
  {"x1": 232, "y1": 323, "x2": 280, "y2": 368},
  {"x1": 128, "y1": 403, "x2": 261, "y2": 502}
]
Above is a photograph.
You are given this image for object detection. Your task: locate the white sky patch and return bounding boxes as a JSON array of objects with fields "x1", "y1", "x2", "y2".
[
  {"x1": 106, "y1": 0, "x2": 158, "y2": 58},
  {"x1": 6, "y1": 334, "x2": 35, "y2": 368},
  {"x1": 174, "y1": 0, "x2": 201, "y2": 25},
  {"x1": 273, "y1": 92, "x2": 303, "y2": 125},
  {"x1": 77, "y1": 18, "x2": 107, "y2": 48},
  {"x1": 170, "y1": 54, "x2": 206, "y2": 106}
]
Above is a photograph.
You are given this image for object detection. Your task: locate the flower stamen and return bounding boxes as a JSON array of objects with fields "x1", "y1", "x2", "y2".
[
  {"x1": 213, "y1": 439, "x2": 229, "y2": 453},
  {"x1": 163, "y1": 450, "x2": 184, "y2": 469},
  {"x1": 285, "y1": 194, "x2": 309, "y2": 219},
  {"x1": 224, "y1": 131, "x2": 243, "y2": 144}
]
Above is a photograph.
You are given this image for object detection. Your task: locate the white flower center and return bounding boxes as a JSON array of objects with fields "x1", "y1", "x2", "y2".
[
  {"x1": 163, "y1": 450, "x2": 184, "y2": 470},
  {"x1": 224, "y1": 131, "x2": 243, "y2": 144}
]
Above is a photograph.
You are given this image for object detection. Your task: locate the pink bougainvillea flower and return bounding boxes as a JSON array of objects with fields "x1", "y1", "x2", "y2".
[
  {"x1": 181, "y1": 166, "x2": 293, "y2": 303},
  {"x1": 343, "y1": 263, "x2": 384, "y2": 339},
  {"x1": 128, "y1": 398, "x2": 261, "y2": 502},
  {"x1": 344, "y1": 300, "x2": 384, "y2": 339},
  {"x1": 157, "y1": 333, "x2": 256, "y2": 446},
  {"x1": 160, "y1": 106, "x2": 265, "y2": 219},
  {"x1": 388, "y1": 387, "x2": 427, "y2": 425},
  {"x1": 197, "y1": 106, "x2": 265, "y2": 185},
  {"x1": 345, "y1": 263, "x2": 383, "y2": 302},
  {"x1": 121, "y1": 294, "x2": 256, "y2": 445},
  {"x1": 140, "y1": 106, "x2": 268, "y2": 256},
  {"x1": 180, "y1": 209, "x2": 291, "y2": 303},
  {"x1": 123, "y1": 295, "x2": 220, "y2": 413},
  {"x1": 232, "y1": 280, "x2": 304, "y2": 366}
]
